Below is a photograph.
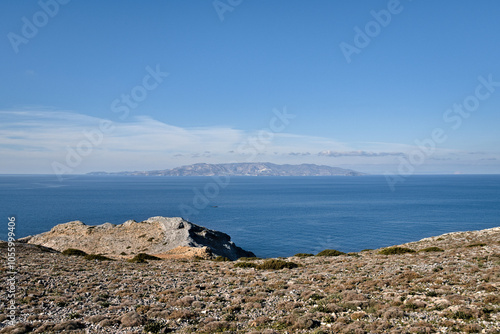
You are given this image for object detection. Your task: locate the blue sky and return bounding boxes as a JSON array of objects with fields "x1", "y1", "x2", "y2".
[{"x1": 1, "y1": 0, "x2": 499, "y2": 174}]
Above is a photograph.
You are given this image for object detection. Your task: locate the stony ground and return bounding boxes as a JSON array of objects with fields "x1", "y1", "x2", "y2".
[{"x1": 1, "y1": 227, "x2": 499, "y2": 334}]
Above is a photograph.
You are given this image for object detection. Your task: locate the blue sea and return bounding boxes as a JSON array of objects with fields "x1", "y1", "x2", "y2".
[{"x1": 1, "y1": 175, "x2": 499, "y2": 258}]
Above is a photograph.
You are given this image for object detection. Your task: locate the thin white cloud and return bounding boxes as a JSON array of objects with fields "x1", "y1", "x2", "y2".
[
  {"x1": 318, "y1": 150, "x2": 405, "y2": 157},
  {"x1": 1, "y1": 110, "x2": 498, "y2": 174}
]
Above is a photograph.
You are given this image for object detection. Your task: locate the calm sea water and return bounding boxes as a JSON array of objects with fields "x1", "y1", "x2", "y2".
[{"x1": 1, "y1": 175, "x2": 499, "y2": 258}]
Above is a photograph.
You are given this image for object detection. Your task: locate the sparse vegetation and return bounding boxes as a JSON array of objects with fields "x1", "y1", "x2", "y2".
[
  {"x1": 234, "y1": 262, "x2": 257, "y2": 269},
  {"x1": 143, "y1": 320, "x2": 164, "y2": 333},
  {"x1": 127, "y1": 253, "x2": 161, "y2": 263},
  {"x1": 467, "y1": 243, "x2": 487, "y2": 248},
  {"x1": 419, "y1": 246, "x2": 444, "y2": 252},
  {"x1": 213, "y1": 256, "x2": 232, "y2": 262},
  {"x1": 378, "y1": 247, "x2": 416, "y2": 255},
  {"x1": 316, "y1": 249, "x2": 345, "y2": 257},
  {"x1": 294, "y1": 253, "x2": 314, "y2": 257},
  {"x1": 61, "y1": 248, "x2": 87, "y2": 256},
  {"x1": 256, "y1": 259, "x2": 299, "y2": 270},
  {"x1": 2, "y1": 226, "x2": 500, "y2": 334},
  {"x1": 84, "y1": 254, "x2": 114, "y2": 261}
]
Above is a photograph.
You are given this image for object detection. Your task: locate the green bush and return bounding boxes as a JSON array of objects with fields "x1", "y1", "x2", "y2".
[
  {"x1": 127, "y1": 253, "x2": 161, "y2": 263},
  {"x1": 419, "y1": 247, "x2": 444, "y2": 253},
  {"x1": 143, "y1": 321, "x2": 164, "y2": 333},
  {"x1": 309, "y1": 293, "x2": 324, "y2": 301},
  {"x1": 84, "y1": 254, "x2": 114, "y2": 261},
  {"x1": 294, "y1": 253, "x2": 314, "y2": 258},
  {"x1": 450, "y1": 310, "x2": 475, "y2": 320},
  {"x1": 234, "y1": 262, "x2": 257, "y2": 269},
  {"x1": 378, "y1": 247, "x2": 416, "y2": 255},
  {"x1": 213, "y1": 256, "x2": 232, "y2": 262},
  {"x1": 316, "y1": 249, "x2": 345, "y2": 257},
  {"x1": 238, "y1": 257, "x2": 261, "y2": 261},
  {"x1": 61, "y1": 248, "x2": 87, "y2": 256},
  {"x1": 256, "y1": 259, "x2": 299, "y2": 270}
]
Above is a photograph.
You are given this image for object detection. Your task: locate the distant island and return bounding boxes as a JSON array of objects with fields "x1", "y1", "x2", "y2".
[{"x1": 88, "y1": 162, "x2": 365, "y2": 177}]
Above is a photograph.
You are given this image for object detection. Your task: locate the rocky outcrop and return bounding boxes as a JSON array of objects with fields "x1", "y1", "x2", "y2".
[
  {"x1": 155, "y1": 246, "x2": 213, "y2": 259},
  {"x1": 26, "y1": 216, "x2": 254, "y2": 260}
]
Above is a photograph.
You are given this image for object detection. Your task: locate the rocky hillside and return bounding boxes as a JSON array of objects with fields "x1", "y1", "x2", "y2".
[
  {"x1": 25, "y1": 216, "x2": 254, "y2": 260},
  {"x1": 1, "y1": 226, "x2": 499, "y2": 333},
  {"x1": 89, "y1": 162, "x2": 365, "y2": 176}
]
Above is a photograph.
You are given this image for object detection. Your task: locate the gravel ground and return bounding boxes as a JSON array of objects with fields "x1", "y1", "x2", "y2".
[{"x1": 1, "y1": 227, "x2": 499, "y2": 333}]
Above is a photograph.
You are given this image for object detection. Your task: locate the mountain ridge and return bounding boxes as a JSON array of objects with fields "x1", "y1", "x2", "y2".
[{"x1": 88, "y1": 162, "x2": 365, "y2": 176}]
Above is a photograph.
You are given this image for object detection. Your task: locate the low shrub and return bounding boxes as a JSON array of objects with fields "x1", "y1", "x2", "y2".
[
  {"x1": 234, "y1": 262, "x2": 257, "y2": 269},
  {"x1": 257, "y1": 259, "x2": 299, "y2": 270},
  {"x1": 294, "y1": 253, "x2": 314, "y2": 257},
  {"x1": 484, "y1": 295, "x2": 500, "y2": 304},
  {"x1": 316, "y1": 249, "x2": 345, "y2": 257},
  {"x1": 308, "y1": 293, "x2": 324, "y2": 301},
  {"x1": 213, "y1": 256, "x2": 232, "y2": 262},
  {"x1": 238, "y1": 257, "x2": 261, "y2": 261},
  {"x1": 450, "y1": 308, "x2": 475, "y2": 320},
  {"x1": 61, "y1": 248, "x2": 87, "y2": 256},
  {"x1": 127, "y1": 253, "x2": 161, "y2": 263},
  {"x1": 378, "y1": 247, "x2": 416, "y2": 255},
  {"x1": 419, "y1": 247, "x2": 444, "y2": 253},
  {"x1": 467, "y1": 243, "x2": 487, "y2": 248},
  {"x1": 202, "y1": 321, "x2": 235, "y2": 333},
  {"x1": 143, "y1": 321, "x2": 164, "y2": 334},
  {"x1": 462, "y1": 324, "x2": 482, "y2": 333},
  {"x1": 84, "y1": 254, "x2": 113, "y2": 261}
]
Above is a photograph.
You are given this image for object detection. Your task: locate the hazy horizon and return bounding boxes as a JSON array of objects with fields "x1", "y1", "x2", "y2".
[{"x1": 1, "y1": 1, "x2": 500, "y2": 176}]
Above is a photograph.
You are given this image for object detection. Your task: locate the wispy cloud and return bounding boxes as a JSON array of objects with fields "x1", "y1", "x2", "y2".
[
  {"x1": 318, "y1": 150, "x2": 405, "y2": 157},
  {"x1": 1, "y1": 110, "x2": 498, "y2": 174}
]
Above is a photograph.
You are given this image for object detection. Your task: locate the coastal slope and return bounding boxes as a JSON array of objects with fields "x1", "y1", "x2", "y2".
[{"x1": 2, "y1": 226, "x2": 498, "y2": 333}]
